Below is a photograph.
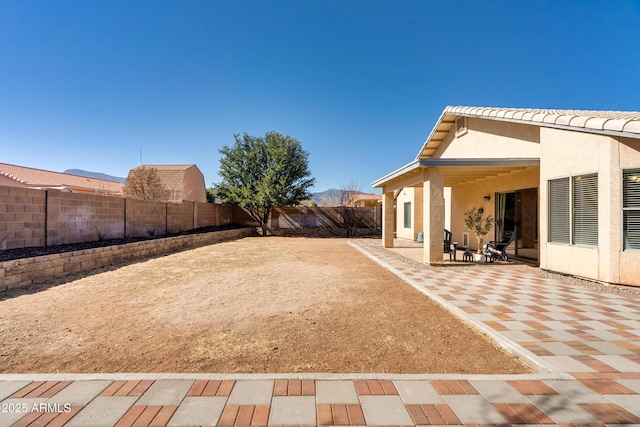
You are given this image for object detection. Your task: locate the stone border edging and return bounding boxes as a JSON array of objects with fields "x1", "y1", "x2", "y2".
[
  {"x1": 346, "y1": 240, "x2": 570, "y2": 380},
  {"x1": 0, "y1": 227, "x2": 255, "y2": 292}
]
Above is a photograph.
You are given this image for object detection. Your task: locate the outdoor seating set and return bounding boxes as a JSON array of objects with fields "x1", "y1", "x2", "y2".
[{"x1": 444, "y1": 227, "x2": 516, "y2": 263}]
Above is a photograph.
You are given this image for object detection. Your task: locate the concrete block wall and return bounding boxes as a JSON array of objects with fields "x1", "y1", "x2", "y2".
[
  {"x1": 195, "y1": 202, "x2": 217, "y2": 228},
  {"x1": 0, "y1": 184, "x2": 235, "y2": 249},
  {"x1": 167, "y1": 201, "x2": 194, "y2": 233},
  {"x1": 125, "y1": 199, "x2": 168, "y2": 238},
  {"x1": 0, "y1": 227, "x2": 255, "y2": 292},
  {"x1": 47, "y1": 190, "x2": 126, "y2": 245},
  {"x1": 0, "y1": 186, "x2": 46, "y2": 249}
]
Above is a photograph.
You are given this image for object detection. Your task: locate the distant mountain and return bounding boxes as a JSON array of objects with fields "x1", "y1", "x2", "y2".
[
  {"x1": 311, "y1": 188, "x2": 364, "y2": 206},
  {"x1": 64, "y1": 169, "x2": 126, "y2": 184}
]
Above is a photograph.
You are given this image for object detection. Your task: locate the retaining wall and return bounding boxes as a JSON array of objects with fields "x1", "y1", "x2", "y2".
[{"x1": 0, "y1": 227, "x2": 254, "y2": 292}]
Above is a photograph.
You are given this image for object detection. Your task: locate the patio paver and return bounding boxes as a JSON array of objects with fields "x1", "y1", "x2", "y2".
[{"x1": 2, "y1": 238, "x2": 640, "y2": 426}]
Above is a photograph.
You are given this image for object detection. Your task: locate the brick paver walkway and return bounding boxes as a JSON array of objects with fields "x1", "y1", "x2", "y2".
[{"x1": 2, "y1": 239, "x2": 640, "y2": 426}]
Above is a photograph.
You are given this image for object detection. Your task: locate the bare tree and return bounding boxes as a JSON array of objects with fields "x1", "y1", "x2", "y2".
[
  {"x1": 124, "y1": 167, "x2": 168, "y2": 201},
  {"x1": 338, "y1": 180, "x2": 367, "y2": 236}
]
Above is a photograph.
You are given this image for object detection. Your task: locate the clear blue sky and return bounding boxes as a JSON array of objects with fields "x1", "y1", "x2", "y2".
[{"x1": 2, "y1": 1, "x2": 639, "y2": 192}]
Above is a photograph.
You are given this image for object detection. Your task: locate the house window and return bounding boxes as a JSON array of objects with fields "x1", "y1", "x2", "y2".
[
  {"x1": 573, "y1": 174, "x2": 598, "y2": 246},
  {"x1": 403, "y1": 202, "x2": 411, "y2": 228},
  {"x1": 623, "y1": 168, "x2": 640, "y2": 250},
  {"x1": 548, "y1": 174, "x2": 598, "y2": 246},
  {"x1": 548, "y1": 178, "x2": 570, "y2": 243}
]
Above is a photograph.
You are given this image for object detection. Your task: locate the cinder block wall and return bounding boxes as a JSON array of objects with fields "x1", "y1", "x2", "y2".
[
  {"x1": 0, "y1": 184, "x2": 235, "y2": 248},
  {"x1": 0, "y1": 186, "x2": 46, "y2": 249},
  {"x1": 125, "y1": 199, "x2": 168, "y2": 237},
  {"x1": 47, "y1": 190, "x2": 126, "y2": 244},
  {"x1": 167, "y1": 201, "x2": 194, "y2": 233}
]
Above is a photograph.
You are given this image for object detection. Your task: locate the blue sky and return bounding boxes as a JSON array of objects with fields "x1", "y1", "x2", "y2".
[{"x1": 2, "y1": 1, "x2": 640, "y2": 192}]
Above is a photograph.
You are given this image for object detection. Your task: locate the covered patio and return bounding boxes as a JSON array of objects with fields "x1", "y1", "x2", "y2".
[{"x1": 373, "y1": 158, "x2": 540, "y2": 266}]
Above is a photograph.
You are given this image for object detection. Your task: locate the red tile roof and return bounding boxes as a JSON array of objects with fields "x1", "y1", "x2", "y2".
[{"x1": 0, "y1": 163, "x2": 124, "y2": 195}]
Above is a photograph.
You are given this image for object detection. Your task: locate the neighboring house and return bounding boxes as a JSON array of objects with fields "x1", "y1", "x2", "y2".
[
  {"x1": 373, "y1": 106, "x2": 640, "y2": 287},
  {"x1": 346, "y1": 194, "x2": 382, "y2": 207},
  {"x1": 0, "y1": 163, "x2": 124, "y2": 196},
  {"x1": 128, "y1": 164, "x2": 207, "y2": 203}
]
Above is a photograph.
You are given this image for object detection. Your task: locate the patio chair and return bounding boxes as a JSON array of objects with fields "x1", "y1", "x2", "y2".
[
  {"x1": 444, "y1": 229, "x2": 452, "y2": 254},
  {"x1": 483, "y1": 226, "x2": 517, "y2": 262}
]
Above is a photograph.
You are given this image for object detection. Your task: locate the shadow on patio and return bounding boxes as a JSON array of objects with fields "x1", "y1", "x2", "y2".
[{"x1": 388, "y1": 238, "x2": 536, "y2": 267}]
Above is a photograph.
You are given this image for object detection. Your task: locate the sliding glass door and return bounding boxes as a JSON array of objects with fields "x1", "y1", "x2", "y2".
[{"x1": 495, "y1": 188, "x2": 538, "y2": 261}]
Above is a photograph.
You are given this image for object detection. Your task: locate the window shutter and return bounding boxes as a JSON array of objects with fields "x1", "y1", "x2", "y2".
[
  {"x1": 573, "y1": 174, "x2": 598, "y2": 246},
  {"x1": 548, "y1": 178, "x2": 570, "y2": 243},
  {"x1": 623, "y1": 168, "x2": 640, "y2": 249}
]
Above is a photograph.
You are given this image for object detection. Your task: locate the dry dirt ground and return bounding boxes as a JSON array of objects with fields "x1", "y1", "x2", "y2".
[{"x1": 0, "y1": 237, "x2": 532, "y2": 374}]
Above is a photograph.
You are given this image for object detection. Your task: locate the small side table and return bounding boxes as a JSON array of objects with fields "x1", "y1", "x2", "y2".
[{"x1": 449, "y1": 242, "x2": 458, "y2": 262}]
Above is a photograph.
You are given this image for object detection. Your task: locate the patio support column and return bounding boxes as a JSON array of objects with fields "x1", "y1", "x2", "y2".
[
  {"x1": 422, "y1": 168, "x2": 444, "y2": 265},
  {"x1": 382, "y1": 190, "x2": 395, "y2": 248}
]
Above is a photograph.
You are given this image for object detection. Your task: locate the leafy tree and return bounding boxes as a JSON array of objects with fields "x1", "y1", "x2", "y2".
[
  {"x1": 216, "y1": 131, "x2": 316, "y2": 235},
  {"x1": 206, "y1": 187, "x2": 219, "y2": 203},
  {"x1": 464, "y1": 207, "x2": 495, "y2": 253},
  {"x1": 124, "y1": 166, "x2": 167, "y2": 201}
]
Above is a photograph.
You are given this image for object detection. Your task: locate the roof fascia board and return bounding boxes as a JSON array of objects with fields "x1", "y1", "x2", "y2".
[
  {"x1": 415, "y1": 110, "x2": 452, "y2": 160},
  {"x1": 372, "y1": 158, "x2": 539, "y2": 188},
  {"x1": 419, "y1": 158, "x2": 540, "y2": 167},
  {"x1": 455, "y1": 112, "x2": 640, "y2": 140},
  {"x1": 371, "y1": 159, "x2": 421, "y2": 188}
]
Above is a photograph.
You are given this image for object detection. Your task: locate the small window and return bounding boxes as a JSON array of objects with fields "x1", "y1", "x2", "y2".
[
  {"x1": 623, "y1": 168, "x2": 640, "y2": 250},
  {"x1": 548, "y1": 178, "x2": 570, "y2": 243},
  {"x1": 455, "y1": 116, "x2": 467, "y2": 136},
  {"x1": 573, "y1": 174, "x2": 598, "y2": 246},
  {"x1": 403, "y1": 202, "x2": 411, "y2": 228}
]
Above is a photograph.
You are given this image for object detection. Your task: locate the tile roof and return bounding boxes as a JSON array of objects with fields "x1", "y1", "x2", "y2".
[
  {"x1": 0, "y1": 163, "x2": 124, "y2": 195},
  {"x1": 446, "y1": 106, "x2": 640, "y2": 134},
  {"x1": 417, "y1": 106, "x2": 640, "y2": 159},
  {"x1": 131, "y1": 164, "x2": 195, "y2": 192}
]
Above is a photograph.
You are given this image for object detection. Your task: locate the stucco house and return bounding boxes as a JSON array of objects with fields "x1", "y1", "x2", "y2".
[
  {"x1": 373, "y1": 106, "x2": 640, "y2": 287},
  {"x1": 128, "y1": 164, "x2": 207, "y2": 203},
  {"x1": 0, "y1": 163, "x2": 124, "y2": 196}
]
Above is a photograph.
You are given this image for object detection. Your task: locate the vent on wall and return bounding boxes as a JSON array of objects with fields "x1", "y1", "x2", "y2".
[
  {"x1": 456, "y1": 116, "x2": 468, "y2": 136},
  {"x1": 463, "y1": 232, "x2": 470, "y2": 248}
]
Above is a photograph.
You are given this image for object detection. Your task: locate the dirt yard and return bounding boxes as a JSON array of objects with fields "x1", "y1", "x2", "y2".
[{"x1": 0, "y1": 237, "x2": 532, "y2": 374}]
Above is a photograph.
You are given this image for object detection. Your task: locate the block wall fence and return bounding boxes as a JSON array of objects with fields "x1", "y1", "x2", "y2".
[{"x1": 0, "y1": 185, "x2": 233, "y2": 250}]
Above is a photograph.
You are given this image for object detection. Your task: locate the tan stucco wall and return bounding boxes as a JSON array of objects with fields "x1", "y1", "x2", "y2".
[
  {"x1": 395, "y1": 187, "x2": 423, "y2": 241},
  {"x1": 183, "y1": 166, "x2": 207, "y2": 203},
  {"x1": 433, "y1": 118, "x2": 540, "y2": 159},
  {"x1": 448, "y1": 168, "x2": 540, "y2": 251},
  {"x1": 539, "y1": 129, "x2": 640, "y2": 286}
]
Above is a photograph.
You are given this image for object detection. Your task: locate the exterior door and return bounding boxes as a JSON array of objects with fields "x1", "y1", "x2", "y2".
[{"x1": 495, "y1": 188, "x2": 538, "y2": 260}]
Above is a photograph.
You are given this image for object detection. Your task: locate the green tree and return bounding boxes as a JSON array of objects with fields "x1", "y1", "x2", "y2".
[
  {"x1": 464, "y1": 207, "x2": 495, "y2": 253},
  {"x1": 216, "y1": 131, "x2": 316, "y2": 235}
]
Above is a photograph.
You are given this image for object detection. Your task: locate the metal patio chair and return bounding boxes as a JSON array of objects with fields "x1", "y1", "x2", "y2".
[{"x1": 483, "y1": 226, "x2": 517, "y2": 262}]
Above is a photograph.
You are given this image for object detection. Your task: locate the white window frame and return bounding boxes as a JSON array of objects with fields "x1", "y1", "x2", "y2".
[
  {"x1": 548, "y1": 173, "x2": 598, "y2": 247},
  {"x1": 623, "y1": 168, "x2": 640, "y2": 251}
]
